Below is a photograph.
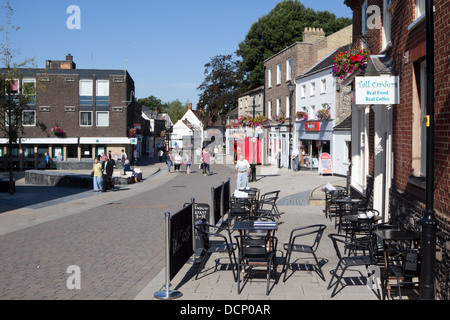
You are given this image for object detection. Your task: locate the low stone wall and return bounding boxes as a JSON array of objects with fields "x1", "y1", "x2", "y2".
[
  {"x1": 56, "y1": 161, "x2": 123, "y2": 170},
  {"x1": 25, "y1": 170, "x2": 134, "y2": 188}
]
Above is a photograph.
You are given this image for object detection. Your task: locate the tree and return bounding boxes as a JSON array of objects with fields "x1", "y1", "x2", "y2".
[
  {"x1": 196, "y1": 54, "x2": 246, "y2": 125},
  {"x1": 236, "y1": 0, "x2": 352, "y2": 89},
  {"x1": 0, "y1": 1, "x2": 45, "y2": 195},
  {"x1": 137, "y1": 95, "x2": 165, "y2": 113},
  {"x1": 166, "y1": 99, "x2": 189, "y2": 125}
]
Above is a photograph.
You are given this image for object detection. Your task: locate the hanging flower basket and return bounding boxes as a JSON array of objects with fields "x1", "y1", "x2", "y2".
[
  {"x1": 316, "y1": 109, "x2": 331, "y2": 120},
  {"x1": 51, "y1": 126, "x2": 65, "y2": 137},
  {"x1": 273, "y1": 115, "x2": 286, "y2": 124},
  {"x1": 296, "y1": 111, "x2": 308, "y2": 121},
  {"x1": 332, "y1": 47, "x2": 370, "y2": 80},
  {"x1": 128, "y1": 128, "x2": 137, "y2": 138},
  {"x1": 228, "y1": 115, "x2": 270, "y2": 129}
]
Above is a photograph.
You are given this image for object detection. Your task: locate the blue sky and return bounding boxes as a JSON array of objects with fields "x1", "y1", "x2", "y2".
[{"x1": 4, "y1": 0, "x2": 352, "y2": 107}]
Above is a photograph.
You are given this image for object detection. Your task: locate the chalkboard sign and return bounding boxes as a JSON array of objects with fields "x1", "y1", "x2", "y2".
[
  {"x1": 169, "y1": 204, "x2": 194, "y2": 281},
  {"x1": 212, "y1": 185, "x2": 223, "y2": 225},
  {"x1": 223, "y1": 180, "x2": 230, "y2": 216},
  {"x1": 193, "y1": 203, "x2": 210, "y2": 254}
]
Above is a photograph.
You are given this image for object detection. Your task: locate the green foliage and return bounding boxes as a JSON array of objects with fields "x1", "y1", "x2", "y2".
[
  {"x1": 196, "y1": 54, "x2": 247, "y2": 125},
  {"x1": 166, "y1": 99, "x2": 189, "y2": 125},
  {"x1": 137, "y1": 95, "x2": 165, "y2": 113},
  {"x1": 236, "y1": 0, "x2": 352, "y2": 89}
]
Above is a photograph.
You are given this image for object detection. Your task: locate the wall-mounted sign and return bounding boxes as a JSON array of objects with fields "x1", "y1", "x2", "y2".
[
  {"x1": 355, "y1": 76, "x2": 399, "y2": 105},
  {"x1": 305, "y1": 122, "x2": 320, "y2": 131}
]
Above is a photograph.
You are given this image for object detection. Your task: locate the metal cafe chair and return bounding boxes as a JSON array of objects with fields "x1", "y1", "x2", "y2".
[
  {"x1": 282, "y1": 224, "x2": 327, "y2": 282},
  {"x1": 227, "y1": 197, "x2": 251, "y2": 226},
  {"x1": 234, "y1": 234, "x2": 278, "y2": 296},
  {"x1": 384, "y1": 248, "x2": 421, "y2": 300},
  {"x1": 327, "y1": 233, "x2": 373, "y2": 298},
  {"x1": 194, "y1": 223, "x2": 237, "y2": 281},
  {"x1": 254, "y1": 190, "x2": 281, "y2": 220}
]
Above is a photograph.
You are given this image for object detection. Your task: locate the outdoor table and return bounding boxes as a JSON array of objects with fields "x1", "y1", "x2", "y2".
[
  {"x1": 333, "y1": 197, "x2": 362, "y2": 232},
  {"x1": 373, "y1": 229, "x2": 422, "y2": 299},
  {"x1": 233, "y1": 220, "x2": 278, "y2": 250},
  {"x1": 343, "y1": 214, "x2": 382, "y2": 240},
  {"x1": 232, "y1": 193, "x2": 258, "y2": 216}
]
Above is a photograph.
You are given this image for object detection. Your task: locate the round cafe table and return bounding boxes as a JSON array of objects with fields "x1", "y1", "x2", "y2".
[
  {"x1": 343, "y1": 213, "x2": 382, "y2": 240},
  {"x1": 333, "y1": 197, "x2": 362, "y2": 232}
]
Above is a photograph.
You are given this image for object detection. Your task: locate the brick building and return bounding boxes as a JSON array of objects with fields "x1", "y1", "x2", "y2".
[
  {"x1": 264, "y1": 25, "x2": 353, "y2": 167},
  {"x1": 343, "y1": 0, "x2": 449, "y2": 299},
  {"x1": 0, "y1": 54, "x2": 145, "y2": 169}
]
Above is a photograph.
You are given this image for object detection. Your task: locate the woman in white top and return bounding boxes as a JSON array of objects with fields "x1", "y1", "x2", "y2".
[{"x1": 174, "y1": 153, "x2": 183, "y2": 173}]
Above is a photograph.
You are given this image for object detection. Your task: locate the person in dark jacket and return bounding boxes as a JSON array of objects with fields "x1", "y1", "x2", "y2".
[{"x1": 102, "y1": 155, "x2": 115, "y2": 192}]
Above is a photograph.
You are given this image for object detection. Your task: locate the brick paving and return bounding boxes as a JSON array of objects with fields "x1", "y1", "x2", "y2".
[{"x1": 0, "y1": 158, "x2": 382, "y2": 300}]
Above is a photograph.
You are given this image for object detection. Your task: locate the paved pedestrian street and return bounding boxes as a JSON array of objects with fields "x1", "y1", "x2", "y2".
[{"x1": 0, "y1": 161, "x2": 379, "y2": 301}]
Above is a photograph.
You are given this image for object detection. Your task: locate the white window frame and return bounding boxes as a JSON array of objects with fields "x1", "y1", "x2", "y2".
[
  {"x1": 286, "y1": 96, "x2": 290, "y2": 119},
  {"x1": 79, "y1": 80, "x2": 93, "y2": 96},
  {"x1": 419, "y1": 60, "x2": 427, "y2": 177},
  {"x1": 96, "y1": 80, "x2": 109, "y2": 97},
  {"x1": 415, "y1": 0, "x2": 425, "y2": 20},
  {"x1": 310, "y1": 105, "x2": 316, "y2": 120},
  {"x1": 268, "y1": 68, "x2": 273, "y2": 88},
  {"x1": 301, "y1": 84, "x2": 306, "y2": 98},
  {"x1": 268, "y1": 100, "x2": 272, "y2": 119},
  {"x1": 22, "y1": 110, "x2": 36, "y2": 126},
  {"x1": 96, "y1": 111, "x2": 110, "y2": 127},
  {"x1": 276, "y1": 98, "x2": 281, "y2": 116},
  {"x1": 6, "y1": 79, "x2": 19, "y2": 94},
  {"x1": 362, "y1": 0, "x2": 368, "y2": 35},
  {"x1": 277, "y1": 63, "x2": 282, "y2": 85},
  {"x1": 310, "y1": 82, "x2": 316, "y2": 96},
  {"x1": 320, "y1": 79, "x2": 326, "y2": 94},
  {"x1": 22, "y1": 78, "x2": 36, "y2": 96},
  {"x1": 79, "y1": 111, "x2": 93, "y2": 127},
  {"x1": 286, "y1": 58, "x2": 292, "y2": 82},
  {"x1": 382, "y1": 0, "x2": 392, "y2": 50}
]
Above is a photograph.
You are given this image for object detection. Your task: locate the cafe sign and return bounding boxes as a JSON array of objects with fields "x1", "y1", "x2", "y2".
[
  {"x1": 355, "y1": 76, "x2": 399, "y2": 105},
  {"x1": 305, "y1": 122, "x2": 320, "y2": 131}
]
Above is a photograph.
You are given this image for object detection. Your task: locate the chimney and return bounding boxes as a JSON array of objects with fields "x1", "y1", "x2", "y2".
[
  {"x1": 66, "y1": 54, "x2": 73, "y2": 61},
  {"x1": 46, "y1": 54, "x2": 76, "y2": 70},
  {"x1": 303, "y1": 27, "x2": 325, "y2": 43},
  {"x1": 188, "y1": 103, "x2": 192, "y2": 110}
]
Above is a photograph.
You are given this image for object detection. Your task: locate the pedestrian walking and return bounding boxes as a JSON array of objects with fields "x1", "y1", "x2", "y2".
[
  {"x1": 174, "y1": 152, "x2": 182, "y2": 173},
  {"x1": 158, "y1": 148, "x2": 164, "y2": 162},
  {"x1": 202, "y1": 148, "x2": 211, "y2": 176},
  {"x1": 184, "y1": 153, "x2": 191, "y2": 174},
  {"x1": 292, "y1": 147, "x2": 300, "y2": 172},
  {"x1": 166, "y1": 150, "x2": 173, "y2": 173},
  {"x1": 102, "y1": 155, "x2": 115, "y2": 192},
  {"x1": 195, "y1": 147, "x2": 202, "y2": 165},
  {"x1": 235, "y1": 154, "x2": 250, "y2": 189},
  {"x1": 44, "y1": 153, "x2": 51, "y2": 169},
  {"x1": 121, "y1": 149, "x2": 127, "y2": 166},
  {"x1": 92, "y1": 158, "x2": 103, "y2": 192}
]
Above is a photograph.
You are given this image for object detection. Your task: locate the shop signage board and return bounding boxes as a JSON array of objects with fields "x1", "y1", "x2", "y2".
[
  {"x1": 355, "y1": 76, "x2": 400, "y2": 105},
  {"x1": 305, "y1": 122, "x2": 320, "y2": 131}
]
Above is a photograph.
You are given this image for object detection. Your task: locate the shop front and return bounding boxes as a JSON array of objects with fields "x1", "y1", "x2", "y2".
[{"x1": 296, "y1": 120, "x2": 333, "y2": 169}]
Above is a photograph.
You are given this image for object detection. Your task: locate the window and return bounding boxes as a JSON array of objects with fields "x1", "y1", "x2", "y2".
[
  {"x1": 310, "y1": 82, "x2": 316, "y2": 96},
  {"x1": 301, "y1": 84, "x2": 306, "y2": 98},
  {"x1": 286, "y1": 96, "x2": 290, "y2": 118},
  {"x1": 79, "y1": 80, "x2": 93, "y2": 106},
  {"x1": 96, "y1": 111, "x2": 109, "y2": 127},
  {"x1": 96, "y1": 80, "x2": 109, "y2": 106},
  {"x1": 80, "y1": 111, "x2": 93, "y2": 126},
  {"x1": 415, "y1": 0, "x2": 425, "y2": 20},
  {"x1": 268, "y1": 100, "x2": 272, "y2": 119},
  {"x1": 362, "y1": 0, "x2": 368, "y2": 35},
  {"x1": 22, "y1": 110, "x2": 36, "y2": 126},
  {"x1": 277, "y1": 63, "x2": 281, "y2": 85},
  {"x1": 22, "y1": 79, "x2": 36, "y2": 105},
  {"x1": 276, "y1": 98, "x2": 281, "y2": 116},
  {"x1": 310, "y1": 105, "x2": 316, "y2": 120},
  {"x1": 268, "y1": 68, "x2": 273, "y2": 88},
  {"x1": 382, "y1": 0, "x2": 392, "y2": 49},
  {"x1": 412, "y1": 60, "x2": 427, "y2": 177},
  {"x1": 6, "y1": 79, "x2": 19, "y2": 94},
  {"x1": 286, "y1": 59, "x2": 292, "y2": 82},
  {"x1": 320, "y1": 79, "x2": 326, "y2": 94}
]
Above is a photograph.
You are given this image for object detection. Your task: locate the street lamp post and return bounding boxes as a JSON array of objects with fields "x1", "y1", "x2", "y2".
[
  {"x1": 250, "y1": 97, "x2": 257, "y2": 182},
  {"x1": 287, "y1": 81, "x2": 294, "y2": 170},
  {"x1": 420, "y1": 0, "x2": 437, "y2": 300}
]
